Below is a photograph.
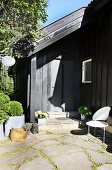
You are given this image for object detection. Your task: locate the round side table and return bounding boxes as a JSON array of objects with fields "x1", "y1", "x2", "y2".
[{"x1": 86, "y1": 120, "x2": 108, "y2": 142}]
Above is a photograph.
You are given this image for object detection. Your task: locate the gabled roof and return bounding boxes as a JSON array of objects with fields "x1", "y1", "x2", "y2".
[
  {"x1": 17, "y1": 0, "x2": 111, "y2": 58},
  {"x1": 28, "y1": 7, "x2": 86, "y2": 57}
]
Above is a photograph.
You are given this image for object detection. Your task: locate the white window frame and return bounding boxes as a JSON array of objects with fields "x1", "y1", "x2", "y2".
[{"x1": 82, "y1": 59, "x2": 92, "y2": 83}]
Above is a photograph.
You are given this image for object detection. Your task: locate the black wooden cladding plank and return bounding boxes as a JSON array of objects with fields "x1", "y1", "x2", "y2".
[
  {"x1": 81, "y1": 84, "x2": 91, "y2": 107},
  {"x1": 73, "y1": 36, "x2": 81, "y2": 109},
  {"x1": 30, "y1": 56, "x2": 37, "y2": 122},
  {"x1": 43, "y1": 8, "x2": 85, "y2": 35},
  {"x1": 100, "y1": 20, "x2": 108, "y2": 107},
  {"x1": 92, "y1": 0, "x2": 110, "y2": 11},
  {"x1": 35, "y1": 57, "x2": 43, "y2": 111},
  {"x1": 63, "y1": 60, "x2": 75, "y2": 111},
  {"x1": 100, "y1": 44, "x2": 107, "y2": 107},
  {"x1": 86, "y1": 0, "x2": 110, "y2": 18},
  {"x1": 27, "y1": 74, "x2": 30, "y2": 109},
  {"x1": 95, "y1": 29, "x2": 102, "y2": 108},
  {"x1": 89, "y1": 27, "x2": 94, "y2": 108},
  {"x1": 42, "y1": 55, "x2": 48, "y2": 112},
  {"x1": 106, "y1": 14, "x2": 112, "y2": 106},
  {"x1": 91, "y1": 30, "x2": 97, "y2": 108},
  {"x1": 29, "y1": 22, "x2": 81, "y2": 57},
  {"x1": 47, "y1": 61, "x2": 51, "y2": 111},
  {"x1": 80, "y1": 29, "x2": 92, "y2": 107}
]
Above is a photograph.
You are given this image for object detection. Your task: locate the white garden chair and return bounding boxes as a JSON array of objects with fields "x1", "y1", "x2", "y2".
[{"x1": 86, "y1": 106, "x2": 111, "y2": 142}]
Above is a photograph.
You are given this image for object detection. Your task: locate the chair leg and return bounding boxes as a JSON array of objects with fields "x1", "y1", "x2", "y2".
[
  {"x1": 88, "y1": 126, "x2": 90, "y2": 134},
  {"x1": 94, "y1": 127, "x2": 96, "y2": 136},
  {"x1": 103, "y1": 127, "x2": 106, "y2": 143}
]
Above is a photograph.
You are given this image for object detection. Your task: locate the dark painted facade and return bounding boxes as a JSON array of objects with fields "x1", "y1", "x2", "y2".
[
  {"x1": 81, "y1": 2, "x2": 112, "y2": 112},
  {"x1": 13, "y1": 0, "x2": 112, "y2": 122}
]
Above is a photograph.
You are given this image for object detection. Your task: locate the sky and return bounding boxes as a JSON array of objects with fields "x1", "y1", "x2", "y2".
[{"x1": 43, "y1": 0, "x2": 92, "y2": 26}]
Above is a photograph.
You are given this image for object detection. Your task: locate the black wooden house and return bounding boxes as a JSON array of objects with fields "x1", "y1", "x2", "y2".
[{"x1": 12, "y1": 0, "x2": 112, "y2": 122}]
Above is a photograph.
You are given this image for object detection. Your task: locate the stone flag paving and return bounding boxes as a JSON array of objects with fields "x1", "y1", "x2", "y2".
[{"x1": 0, "y1": 128, "x2": 112, "y2": 170}]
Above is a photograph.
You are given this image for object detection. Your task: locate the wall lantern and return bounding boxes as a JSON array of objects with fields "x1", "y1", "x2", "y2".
[{"x1": 0, "y1": 56, "x2": 15, "y2": 66}]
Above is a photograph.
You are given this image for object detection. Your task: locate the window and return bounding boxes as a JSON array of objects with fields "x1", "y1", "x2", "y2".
[{"x1": 82, "y1": 59, "x2": 92, "y2": 83}]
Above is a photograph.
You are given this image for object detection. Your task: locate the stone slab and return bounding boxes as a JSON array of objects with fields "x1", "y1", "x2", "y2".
[
  {"x1": 87, "y1": 149, "x2": 112, "y2": 164},
  {"x1": 19, "y1": 157, "x2": 53, "y2": 170},
  {"x1": 97, "y1": 164, "x2": 112, "y2": 170},
  {"x1": 53, "y1": 152, "x2": 92, "y2": 170},
  {"x1": 43, "y1": 145, "x2": 82, "y2": 157},
  {"x1": 0, "y1": 166, "x2": 15, "y2": 170}
]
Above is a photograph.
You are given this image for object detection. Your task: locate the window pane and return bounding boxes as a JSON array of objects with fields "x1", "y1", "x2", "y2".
[{"x1": 82, "y1": 59, "x2": 92, "y2": 83}]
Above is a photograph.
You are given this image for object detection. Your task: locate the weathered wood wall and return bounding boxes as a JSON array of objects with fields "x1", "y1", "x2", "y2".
[
  {"x1": 33, "y1": 34, "x2": 81, "y2": 113},
  {"x1": 80, "y1": 7, "x2": 112, "y2": 112}
]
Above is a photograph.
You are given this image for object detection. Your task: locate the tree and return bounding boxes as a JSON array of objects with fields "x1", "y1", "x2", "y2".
[
  {"x1": 0, "y1": 64, "x2": 14, "y2": 96},
  {"x1": 0, "y1": 0, "x2": 48, "y2": 56}
]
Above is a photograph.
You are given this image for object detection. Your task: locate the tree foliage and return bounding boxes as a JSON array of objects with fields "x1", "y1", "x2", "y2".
[
  {"x1": 0, "y1": 0, "x2": 48, "y2": 56},
  {"x1": 0, "y1": 64, "x2": 14, "y2": 96}
]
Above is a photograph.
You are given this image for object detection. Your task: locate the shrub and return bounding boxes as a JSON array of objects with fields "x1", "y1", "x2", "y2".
[
  {"x1": 0, "y1": 92, "x2": 10, "y2": 111},
  {"x1": 6, "y1": 101, "x2": 23, "y2": 116},
  {"x1": 0, "y1": 110, "x2": 9, "y2": 124}
]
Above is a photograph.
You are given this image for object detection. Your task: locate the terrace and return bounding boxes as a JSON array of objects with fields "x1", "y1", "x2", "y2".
[{"x1": 0, "y1": 114, "x2": 112, "y2": 170}]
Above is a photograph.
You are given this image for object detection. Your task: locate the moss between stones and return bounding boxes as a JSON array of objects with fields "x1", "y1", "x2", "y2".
[
  {"x1": 38, "y1": 149, "x2": 60, "y2": 170},
  {"x1": 45, "y1": 130, "x2": 54, "y2": 134},
  {"x1": 15, "y1": 154, "x2": 39, "y2": 170},
  {"x1": 0, "y1": 137, "x2": 10, "y2": 146},
  {"x1": 82, "y1": 147, "x2": 103, "y2": 170},
  {"x1": 0, "y1": 146, "x2": 33, "y2": 159}
]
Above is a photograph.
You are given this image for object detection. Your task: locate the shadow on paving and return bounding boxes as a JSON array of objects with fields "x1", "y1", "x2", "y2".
[
  {"x1": 105, "y1": 132, "x2": 112, "y2": 153},
  {"x1": 70, "y1": 128, "x2": 87, "y2": 135},
  {"x1": 70, "y1": 121, "x2": 112, "y2": 153}
]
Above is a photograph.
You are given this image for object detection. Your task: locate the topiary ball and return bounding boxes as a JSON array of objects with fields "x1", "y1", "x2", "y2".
[{"x1": 6, "y1": 101, "x2": 23, "y2": 116}]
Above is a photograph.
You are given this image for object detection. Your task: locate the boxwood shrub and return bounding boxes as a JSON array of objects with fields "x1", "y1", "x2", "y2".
[
  {"x1": 0, "y1": 110, "x2": 9, "y2": 124},
  {"x1": 6, "y1": 101, "x2": 23, "y2": 116},
  {"x1": 0, "y1": 93, "x2": 10, "y2": 111}
]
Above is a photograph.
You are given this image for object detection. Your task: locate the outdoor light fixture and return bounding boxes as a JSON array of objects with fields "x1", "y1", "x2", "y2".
[{"x1": 0, "y1": 56, "x2": 15, "y2": 66}]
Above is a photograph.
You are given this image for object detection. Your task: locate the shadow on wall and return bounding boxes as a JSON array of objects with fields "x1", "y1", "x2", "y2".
[
  {"x1": 48, "y1": 58, "x2": 75, "y2": 112},
  {"x1": 35, "y1": 47, "x2": 76, "y2": 112},
  {"x1": 48, "y1": 58, "x2": 64, "y2": 111}
]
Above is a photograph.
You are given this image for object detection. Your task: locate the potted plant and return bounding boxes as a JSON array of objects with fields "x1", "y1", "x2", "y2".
[
  {"x1": 5, "y1": 101, "x2": 25, "y2": 136},
  {"x1": 0, "y1": 110, "x2": 9, "y2": 139},
  {"x1": 78, "y1": 106, "x2": 92, "y2": 120},
  {"x1": 35, "y1": 110, "x2": 49, "y2": 125},
  {"x1": 23, "y1": 123, "x2": 32, "y2": 135},
  {"x1": 0, "y1": 92, "x2": 10, "y2": 139}
]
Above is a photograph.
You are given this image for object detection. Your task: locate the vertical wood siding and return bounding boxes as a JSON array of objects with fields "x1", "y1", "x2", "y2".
[
  {"x1": 33, "y1": 34, "x2": 81, "y2": 112},
  {"x1": 81, "y1": 10, "x2": 112, "y2": 111}
]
